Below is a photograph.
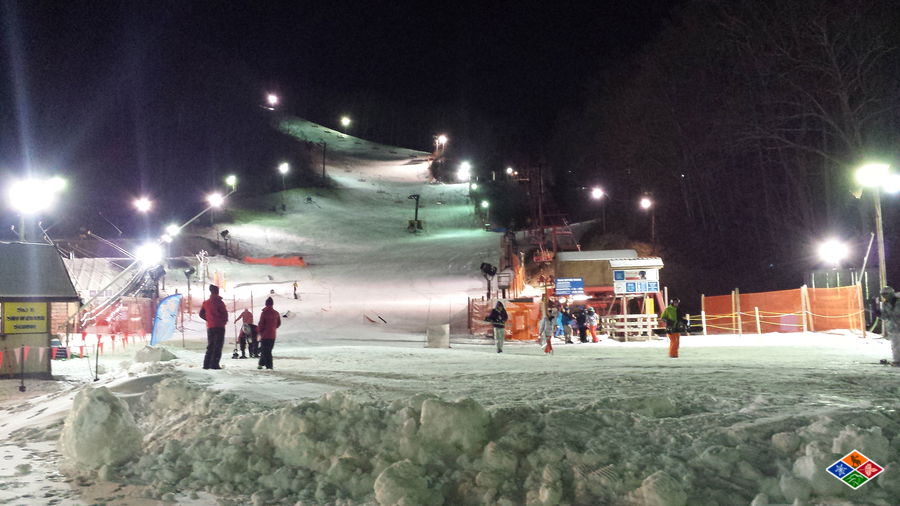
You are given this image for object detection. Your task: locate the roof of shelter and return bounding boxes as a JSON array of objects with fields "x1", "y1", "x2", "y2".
[
  {"x1": 555, "y1": 250, "x2": 638, "y2": 261},
  {"x1": 0, "y1": 242, "x2": 80, "y2": 301}
]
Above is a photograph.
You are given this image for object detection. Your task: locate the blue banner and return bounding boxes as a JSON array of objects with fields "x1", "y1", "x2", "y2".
[
  {"x1": 555, "y1": 277, "x2": 585, "y2": 295},
  {"x1": 151, "y1": 294, "x2": 182, "y2": 346}
]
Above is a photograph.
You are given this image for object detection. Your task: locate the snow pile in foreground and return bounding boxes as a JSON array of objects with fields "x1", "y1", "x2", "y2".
[{"x1": 59, "y1": 373, "x2": 899, "y2": 505}]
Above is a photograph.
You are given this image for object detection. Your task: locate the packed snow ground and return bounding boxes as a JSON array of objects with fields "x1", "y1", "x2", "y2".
[{"x1": 1, "y1": 122, "x2": 899, "y2": 505}]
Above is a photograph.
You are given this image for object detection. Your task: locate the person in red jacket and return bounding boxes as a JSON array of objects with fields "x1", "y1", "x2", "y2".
[
  {"x1": 257, "y1": 297, "x2": 281, "y2": 370},
  {"x1": 233, "y1": 308, "x2": 257, "y2": 359},
  {"x1": 199, "y1": 284, "x2": 228, "y2": 369}
]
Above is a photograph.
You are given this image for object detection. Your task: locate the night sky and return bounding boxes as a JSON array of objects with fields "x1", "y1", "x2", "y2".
[{"x1": 0, "y1": 1, "x2": 679, "y2": 237}]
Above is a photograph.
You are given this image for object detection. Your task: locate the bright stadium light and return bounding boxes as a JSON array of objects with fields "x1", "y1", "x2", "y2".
[
  {"x1": 278, "y1": 162, "x2": 290, "y2": 175},
  {"x1": 506, "y1": 167, "x2": 514, "y2": 175},
  {"x1": 165, "y1": 223, "x2": 180, "y2": 236},
  {"x1": 435, "y1": 134, "x2": 448, "y2": 148},
  {"x1": 206, "y1": 192, "x2": 225, "y2": 208},
  {"x1": 884, "y1": 174, "x2": 900, "y2": 194},
  {"x1": 340, "y1": 116, "x2": 351, "y2": 128},
  {"x1": 457, "y1": 161, "x2": 472, "y2": 182},
  {"x1": 591, "y1": 187, "x2": 605, "y2": 199},
  {"x1": 470, "y1": 183, "x2": 478, "y2": 190},
  {"x1": 225, "y1": 174, "x2": 237, "y2": 189},
  {"x1": 640, "y1": 197, "x2": 653, "y2": 210},
  {"x1": 135, "y1": 242, "x2": 164, "y2": 266},
  {"x1": 267, "y1": 93, "x2": 279, "y2": 107},
  {"x1": 134, "y1": 196, "x2": 153, "y2": 213},
  {"x1": 481, "y1": 200, "x2": 490, "y2": 209},
  {"x1": 855, "y1": 163, "x2": 890, "y2": 187},
  {"x1": 8, "y1": 176, "x2": 66, "y2": 215},
  {"x1": 818, "y1": 239, "x2": 849, "y2": 266},
  {"x1": 161, "y1": 234, "x2": 173, "y2": 243}
]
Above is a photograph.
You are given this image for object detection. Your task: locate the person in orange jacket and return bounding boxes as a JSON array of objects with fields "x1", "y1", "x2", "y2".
[
  {"x1": 199, "y1": 284, "x2": 229, "y2": 369},
  {"x1": 257, "y1": 297, "x2": 282, "y2": 370}
]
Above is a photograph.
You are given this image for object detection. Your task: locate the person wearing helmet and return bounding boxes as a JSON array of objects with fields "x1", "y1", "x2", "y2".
[
  {"x1": 879, "y1": 286, "x2": 900, "y2": 366},
  {"x1": 660, "y1": 298, "x2": 686, "y2": 358}
]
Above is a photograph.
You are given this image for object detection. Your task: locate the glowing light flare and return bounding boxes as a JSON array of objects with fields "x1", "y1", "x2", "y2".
[
  {"x1": 506, "y1": 167, "x2": 514, "y2": 175},
  {"x1": 278, "y1": 162, "x2": 290, "y2": 175},
  {"x1": 165, "y1": 224, "x2": 180, "y2": 236},
  {"x1": 207, "y1": 192, "x2": 225, "y2": 208},
  {"x1": 481, "y1": 200, "x2": 490, "y2": 209},
  {"x1": 884, "y1": 174, "x2": 900, "y2": 194},
  {"x1": 818, "y1": 239, "x2": 850, "y2": 266},
  {"x1": 640, "y1": 197, "x2": 653, "y2": 210},
  {"x1": 134, "y1": 197, "x2": 153, "y2": 213},
  {"x1": 436, "y1": 134, "x2": 448, "y2": 146},
  {"x1": 225, "y1": 175, "x2": 237, "y2": 188},
  {"x1": 8, "y1": 177, "x2": 66, "y2": 215},
  {"x1": 266, "y1": 93, "x2": 279, "y2": 107},
  {"x1": 340, "y1": 116, "x2": 351, "y2": 128},
  {"x1": 855, "y1": 163, "x2": 890, "y2": 188},
  {"x1": 457, "y1": 161, "x2": 472, "y2": 182},
  {"x1": 470, "y1": 183, "x2": 478, "y2": 190},
  {"x1": 135, "y1": 242, "x2": 164, "y2": 266},
  {"x1": 591, "y1": 187, "x2": 605, "y2": 200},
  {"x1": 161, "y1": 234, "x2": 173, "y2": 243}
]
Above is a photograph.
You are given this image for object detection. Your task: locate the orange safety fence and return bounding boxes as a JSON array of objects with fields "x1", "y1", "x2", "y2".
[
  {"x1": 243, "y1": 256, "x2": 306, "y2": 267},
  {"x1": 702, "y1": 285, "x2": 863, "y2": 334},
  {"x1": 468, "y1": 299, "x2": 541, "y2": 341}
]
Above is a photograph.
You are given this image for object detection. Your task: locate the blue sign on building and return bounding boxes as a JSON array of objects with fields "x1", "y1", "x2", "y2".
[{"x1": 555, "y1": 277, "x2": 585, "y2": 295}]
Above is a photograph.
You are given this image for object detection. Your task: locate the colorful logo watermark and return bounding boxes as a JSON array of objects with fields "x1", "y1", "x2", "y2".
[{"x1": 825, "y1": 450, "x2": 883, "y2": 489}]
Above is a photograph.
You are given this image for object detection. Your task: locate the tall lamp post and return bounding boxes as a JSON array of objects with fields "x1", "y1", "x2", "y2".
[
  {"x1": 591, "y1": 187, "x2": 606, "y2": 232},
  {"x1": 855, "y1": 163, "x2": 894, "y2": 289},
  {"x1": 278, "y1": 162, "x2": 289, "y2": 210},
  {"x1": 640, "y1": 196, "x2": 654, "y2": 242}
]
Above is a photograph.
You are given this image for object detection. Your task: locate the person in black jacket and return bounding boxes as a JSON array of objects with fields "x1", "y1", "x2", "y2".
[
  {"x1": 575, "y1": 307, "x2": 588, "y2": 343},
  {"x1": 486, "y1": 301, "x2": 509, "y2": 353}
]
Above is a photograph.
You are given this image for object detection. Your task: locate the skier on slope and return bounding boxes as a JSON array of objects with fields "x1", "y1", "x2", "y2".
[
  {"x1": 878, "y1": 286, "x2": 900, "y2": 367},
  {"x1": 586, "y1": 306, "x2": 600, "y2": 343},
  {"x1": 233, "y1": 308, "x2": 257, "y2": 359}
]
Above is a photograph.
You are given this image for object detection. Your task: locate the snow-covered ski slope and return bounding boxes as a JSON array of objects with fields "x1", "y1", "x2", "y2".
[{"x1": 1, "y1": 118, "x2": 898, "y2": 506}]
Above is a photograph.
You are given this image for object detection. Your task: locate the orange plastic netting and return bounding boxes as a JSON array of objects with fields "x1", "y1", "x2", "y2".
[{"x1": 702, "y1": 286, "x2": 862, "y2": 334}]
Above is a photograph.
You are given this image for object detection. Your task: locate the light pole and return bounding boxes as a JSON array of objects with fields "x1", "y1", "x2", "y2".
[
  {"x1": 591, "y1": 187, "x2": 606, "y2": 232},
  {"x1": 457, "y1": 161, "x2": 472, "y2": 182},
  {"x1": 278, "y1": 162, "x2": 289, "y2": 210},
  {"x1": 855, "y1": 163, "x2": 891, "y2": 288},
  {"x1": 481, "y1": 200, "x2": 490, "y2": 228},
  {"x1": 265, "y1": 93, "x2": 279, "y2": 110},
  {"x1": 640, "y1": 196, "x2": 654, "y2": 242},
  {"x1": 435, "y1": 134, "x2": 448, "y2": 152},
  {"x1": 818, "y1": 238, "x2": 849, "y2": 268},
  {"x1": 340, "y1": 116, "x2": 351, "y2": 131},
  {"x1": 7, "y1": 176, "x2": 66, "y2": 241}
]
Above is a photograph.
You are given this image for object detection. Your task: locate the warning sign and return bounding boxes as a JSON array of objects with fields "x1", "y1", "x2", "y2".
[{"x1": 2, "y1": 302, "x2": 48, "y2": 334}]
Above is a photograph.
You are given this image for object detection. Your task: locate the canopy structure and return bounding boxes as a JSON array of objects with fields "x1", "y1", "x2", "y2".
[{"x1": 0, "y1": 242, "x2": 80, "y2": 302}]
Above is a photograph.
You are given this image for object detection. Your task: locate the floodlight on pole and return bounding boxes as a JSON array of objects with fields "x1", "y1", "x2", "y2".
[
  {"x1": 435, "y1": 134, "x2": 448, "y2": 149},
  {"x1": 818, "y1": 239, "x2": 849, "y2": 266},
  {"x1": 8, "y1": 176, "x2": 67, "y2": 241},
  {"x1": 470, "y1": 183, "x2": 478, "y2": 190},
  {"x1": 266, "y1": 93, "x2": 279, "y2": 108},
  {"x1": 206, "y1": 192, "x2": 225, "y2": 208},
  {"x1": 640, "y1": 197, "x2": 653, "y2": 209},
  {"x1": 506, "y1": 167, "x2": 514, "y2": 175},
  {"x1": 340, "y1": 116, "x2": 351, "y2": 129},
  {"x1": 591, "y1": 187, "x2": 605, "y2": 200},
  {"x1": 225, "y1": 174, "x2": 237, "y2": 189},
  {"x1": 135, "y1": 242, "x2": 164, "y2": 267},
  {"x1": 165, "y1": 223, "x2": 180, "y2": 236},
  {"x1": 277, "y1": 162, "x2": 289, "y2": 208},
  {"x1": 134, "y1": 196, "x2": 152, "y2": 213},
  {"x1": 457, "y1": 161, "x2": 472, "y2": 182},
  {"x1": 854, "y1": 162, "x2": 892, "y2": 289}
]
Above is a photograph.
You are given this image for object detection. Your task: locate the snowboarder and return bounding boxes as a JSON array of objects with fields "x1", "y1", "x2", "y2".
[
  {"x1": 234, "y1": 308, "x2": 255, "y2": 358},
  {"x1": 586, "y1": 306, "x2": 600, "y2": 343},
  {"x1": 485, "y1": 301, "x2": 508, "y2": 353},
  {"x1": 199, "y1": 284, "x2": 228, "y2": 369},
  {"x1": 257, "y1": 297, "x2": 282, "y2": 370},
  {"x1": 293, "y1": 281, "x2": 299, "y2": 300},
  {"x1": 660, "y1": 298, "x2": 686, "y2": 358},
  {"x1": 878, "y1": 286, "x2": 900, "y2": 367},
  {"x1": 538, "y1": 308, "x2": 555, "y2": 354}
]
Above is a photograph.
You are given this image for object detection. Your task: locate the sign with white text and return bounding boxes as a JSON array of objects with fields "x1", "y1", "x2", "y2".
[{"x1": 555, "y1": 277, "x2": 585, "y2": 295}]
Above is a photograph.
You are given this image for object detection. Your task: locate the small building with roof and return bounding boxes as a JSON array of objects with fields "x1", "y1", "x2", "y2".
[{"x1": 0, "y1": 242, "x2": 80, "y2": 378}]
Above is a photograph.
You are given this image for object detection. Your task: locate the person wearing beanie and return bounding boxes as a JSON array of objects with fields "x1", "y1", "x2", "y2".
[
  {"x1": 878, "y1": 286, "x2": 900, "y2": 367},
  {"x1": 257, "y1": 296, "x2": 281, "y2": 370},
  {"x1": 199, "y1": 284, "x2": 228, "y2": 369}
]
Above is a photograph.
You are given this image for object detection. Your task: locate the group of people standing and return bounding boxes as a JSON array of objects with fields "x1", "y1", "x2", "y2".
[{"x1": 200, "y1": 284, "x2": 281, "y2": 370}]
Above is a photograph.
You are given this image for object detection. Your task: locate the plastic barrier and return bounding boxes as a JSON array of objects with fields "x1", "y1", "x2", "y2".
[
  {"x1": 243, "y1": 256, "x2": 306, "y2": 267},
  {"x1": 702, "y1": 285, "x2": 863, "y2": 334}
]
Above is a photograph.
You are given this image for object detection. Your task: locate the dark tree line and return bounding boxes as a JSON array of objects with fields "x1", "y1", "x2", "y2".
[{"x1": 550, "y1": 0, "x2": 900, "y2": 291}]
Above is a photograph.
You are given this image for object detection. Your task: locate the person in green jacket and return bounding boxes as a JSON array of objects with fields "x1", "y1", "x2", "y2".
[{"x1": 660, "y1": 299, "x2": 686, "y2": 358}]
